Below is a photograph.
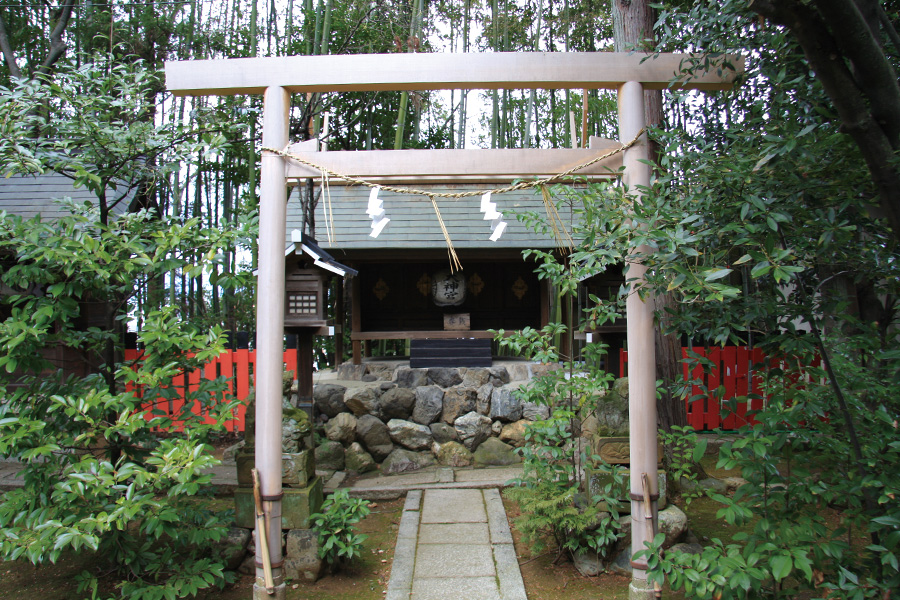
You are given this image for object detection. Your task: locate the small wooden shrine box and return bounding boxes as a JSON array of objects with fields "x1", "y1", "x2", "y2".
[{"x1": 284, "y1": 267, "x2": 328, "y2": 329}]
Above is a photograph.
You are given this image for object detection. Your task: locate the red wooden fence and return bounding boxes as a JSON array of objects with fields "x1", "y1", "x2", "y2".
[
  {"x1": 125, "y1": 349, "x2": 299, "y2": 433},
  {"x1": 619, "y1": 346, "x2": 780, "y2": 430},
  {"x1": 128, "y1": 345, "x2": 785, "y2": 433},
  {"x1": 620, "y1": 346, "x2": 771, "y2": 431}
]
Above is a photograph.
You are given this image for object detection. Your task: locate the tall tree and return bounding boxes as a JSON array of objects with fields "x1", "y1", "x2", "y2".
[
  {"x1": 0, "y1": 0, "x2": 76, "y2": 81},
  {"x1": 745, "y1": 0, "x2": 900, "y2": 240}
]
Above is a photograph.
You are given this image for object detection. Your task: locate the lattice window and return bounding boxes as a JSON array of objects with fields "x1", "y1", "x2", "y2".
[{"x1": 287, "y1": 293, "x2": 317, "y2": 315}]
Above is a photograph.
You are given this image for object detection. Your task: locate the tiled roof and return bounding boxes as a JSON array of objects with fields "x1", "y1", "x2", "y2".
[
  {"x1": 286, "y1": 183, "x2": 577, "y2": 251},
  {"x1": 0, "y1": 173, "x2": 132, "y2": 221}
]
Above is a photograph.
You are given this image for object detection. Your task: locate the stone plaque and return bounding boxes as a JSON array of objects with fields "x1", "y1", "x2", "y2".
[
  {"x1": 444, "y1": 313, "x2": 470, "y2": 331},
  {"x1": 595, "y1": 436, "x2": 664, "y2": 465}
]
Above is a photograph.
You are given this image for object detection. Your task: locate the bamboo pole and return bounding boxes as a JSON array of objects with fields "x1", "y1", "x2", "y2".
[
  {"x1": 618, "y1": 80, "x2": 658, "y2": 600},
  {"x1": 253, "y1": 86, "x2": 290, "y2": 600}
]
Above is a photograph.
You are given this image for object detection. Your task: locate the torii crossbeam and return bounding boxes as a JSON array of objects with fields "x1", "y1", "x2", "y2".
[{"x1": 165, "y1": 51, "x2": 742, "y2": 600}]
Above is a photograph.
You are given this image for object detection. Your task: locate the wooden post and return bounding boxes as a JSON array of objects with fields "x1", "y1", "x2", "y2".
[
  {"x1": 334, "y1": 278, "x2": 344, "y2": 367},
  {"x1": 296, "y1": 329, "x2": 314, "y2": 415},
  {"x1": 254, "y1": 86, "x2": 289, "y2": 600},
  {"x1": 618, "y1": 80, "x2": 659, "y2": 600},
  {"x1": 351, "y1": 275, "x2": 362, "y2": 365}
]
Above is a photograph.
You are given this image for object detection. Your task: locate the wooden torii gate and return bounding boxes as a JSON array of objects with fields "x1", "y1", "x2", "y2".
[{"x1": 166, "y1": 51, "x2": 741, "y2": 600}]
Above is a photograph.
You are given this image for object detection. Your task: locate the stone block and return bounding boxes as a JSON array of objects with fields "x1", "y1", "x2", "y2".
[
  {"x1": 235, "y1": 451, "x2": 254, "y2": 487},
  {"x1": 323, "y1": 412, "x2": 357, "y2": 444},
  {"x1": 489, "y1": 387, "x2": 522, "y2": 422},
  {"x1": 344, "y1": 386, "x2": 381, "y2": 419},
  {"x1": 234, "y1": 477, "x2": 324, "y2": 530},
  {"x1": 380, "y1": 387, "x2": 416, "y2": 421},
  {"x1": 388, "y1": 418, "x2": 434, "y2": 451},
  {"x1": 284, "y1": 529, "x2": 323, "y2": 582},
  {"x1": 282, "y1": 451, "x2": 315, "y2": 487}
]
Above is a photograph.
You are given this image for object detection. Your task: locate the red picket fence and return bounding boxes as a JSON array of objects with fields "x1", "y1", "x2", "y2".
[
  {"x1": 620, "y1": 346, "x2": 769, "y2": 431},
  {"x1": 124, "y1": 348, "x2": 299, "y2": 433}
]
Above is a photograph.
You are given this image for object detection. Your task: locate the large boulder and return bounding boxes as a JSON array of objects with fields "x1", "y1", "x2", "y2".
[
  {"x1": 344, "y1": 386, "x2": 381, "y2": 419},
  {"x1": 454, "y1": 411, "x2": 492, "y2": 451},
  {"x1": 427, "y1": 367, "x2": 463, "y2": 387},
  {"x1": 366, "y1": 363, "x2": 396, "y2": 381},
  {"x1": 658, "y1": 504, "x2": 689, "y2": 548},
  {"x1": 216, "y1": 527, "x2": 251, "y2": 571},
  {"x1": 315, "y1": 440, "x2": 345, "y2": 471},
  {"x1": 462, "y1": 368, "x2": 491, "y2": 388},
  {"x1": 313, "y1": 384, "x2": 347, "y2": 418},
  {"x1": 476, "y1": 383, "x2": 493, "y2": 415},
  {"x1": 490, "y1": 387, "x2": 523, "y2": 422},
  {"x1": 411, "y1": 386, "x2": 444, "y2": 425},
  {"x1": 336, "y1": 363, "x2": 366, "y2": 380},
  {"x1": 573, "y1": 550, "x2": 602, "y2": 577},
  {"x1": 522, "y1": 401, "x2": 550, "y2": 421},
  {"x1": 609, "y1": 544, "x2": 632, "y2": 576},
  {"x1": 324, "y1": 412, "x2": 357, "y2": 445},
  {"x1": 345, "y1": 442, "x2": 376, "y2": 473},
  {"x1": 489, "y1": 366, "x2": 511, "y2": 385},
  {"x1": 395, "y1": 367, "x2": 429, "y2": 389},
  {"x1": 435, "y1": 441, "x2": 474, "y2": 467},
  {"x1": 473, "y1": 437, "x2": 521, "y2": 466},
  {"x1": 387, "y1": 419, "x2": 433, "y2": 451},
  {"x1": 381, "y1": 448, "x2": 435, "y2": 475},
  {"x1": 380, "y1": 387, "x2": 416, "y2": 421},
  {"x1": 356, "y1": 415, "x2": 394, "y2": 462},
  {"x1": 441, "y1": 388, "x2": 477, "y2": 424},
  {"x1": 499, "y1": 419, "x2": 529, "y2": 447},
  {"x1": 429, "y1": 422, "x2": 458, "y2": 444}
]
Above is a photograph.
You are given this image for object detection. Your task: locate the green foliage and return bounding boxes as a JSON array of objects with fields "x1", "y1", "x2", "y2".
[
  {"x1": 310, "y1": 489, "x2": 371, "y2": 571},
  {"x1": 658, "y1": 425, "x2": 708, "y2": 505},
  {"x1": 498, "y1": 218, "x2": 625, "y2": 562},
  {"x1": 0, "y1": 206, "x2": 243, "y2": 596},
  {"x1": 593, "y1": 3, "x2": 900, "y2": 597}
]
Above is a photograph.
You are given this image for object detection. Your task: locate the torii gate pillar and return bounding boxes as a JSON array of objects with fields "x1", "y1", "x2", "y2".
[
  {"x1": 254, "y1": 86, "x2": 290, "y2": 600},
  {"x1": 619, "y1": 81, "x2": 659, "y2": 600}
]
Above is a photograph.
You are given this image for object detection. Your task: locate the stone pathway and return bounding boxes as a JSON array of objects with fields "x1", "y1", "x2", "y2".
[{"x1": 387, "y1": 488, "x2": 527, "y2": 600}]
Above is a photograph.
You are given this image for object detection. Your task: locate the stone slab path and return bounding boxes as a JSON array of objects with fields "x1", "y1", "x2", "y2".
[{"x1": 386, "y1": 488, "x2": 527, "y2": 600}]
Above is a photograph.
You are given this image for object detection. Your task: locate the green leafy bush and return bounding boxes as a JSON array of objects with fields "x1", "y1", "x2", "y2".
[
  {"x1": 0, "y1": 206, "x2": 243, "y2": 599},
  {"x1": 497, "y1": 252, "x2": 625, "y2": 562},
  {"x1": 310, "y1": 489, "x2": 371, "y2": 571},
  {"x1": 658, "y1": 424, "x2": 708, "y2": 505}
]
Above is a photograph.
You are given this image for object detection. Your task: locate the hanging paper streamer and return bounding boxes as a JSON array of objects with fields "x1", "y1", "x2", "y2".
[
  {"x1": 479, "y1": 192, "x2": 507, "y2": 241},
  {"x1": 367, "y1": 186, "x2": 390, "y2": 238}
]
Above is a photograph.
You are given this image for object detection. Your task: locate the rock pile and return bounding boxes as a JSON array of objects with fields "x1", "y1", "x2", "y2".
[{"x1": 313, "y1": 365, "x2": 541, "y2": 473}]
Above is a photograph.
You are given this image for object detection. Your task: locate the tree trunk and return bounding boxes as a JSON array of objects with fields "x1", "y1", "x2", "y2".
[{"x1": 749, "y1": 0, "x2": 900, "y2": 241}]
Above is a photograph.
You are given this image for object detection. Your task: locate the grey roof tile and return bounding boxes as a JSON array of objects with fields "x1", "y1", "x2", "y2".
[
  {"x1": 0, "y1": 173, "x2": 133, "y2": 221},
  {"x1": 287, "y1": 183, "x2": 576, "y2": 250}
]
